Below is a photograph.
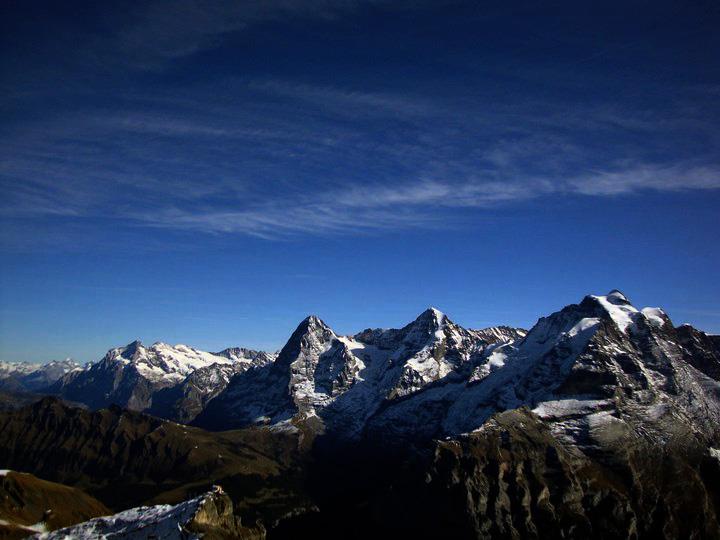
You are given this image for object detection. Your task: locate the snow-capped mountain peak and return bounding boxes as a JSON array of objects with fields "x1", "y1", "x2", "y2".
[
  {"x1": 304, "y1": 314, "x2": 327, "y2": 327},
  {"x1": 196, "y1": 307, "x2": 530, "y2": 433},
  {"x1": 276, "y1": 315, "x2": 337, "y2": 363},
  {"x1": 419, "y1": 306, "x2": 446, "y2": 323},
  {"x1": 193, "y1": 289, "x2": 720, "y2": 451},
  {"x1": 399, "y1": 307, "x2": 448, "y2": 349},
  {"x1": 588, "y1": 291, "x2": 640, "y2": 333},
  {"x1": 51, "y1": 339, "x2": 276, "y2": 418},
  {"x1": 102, "y1": 340, "x2": 235, "y2": 383},
  {"x1": 584, "y1": 290, "x2": 671, "y2": 335}
]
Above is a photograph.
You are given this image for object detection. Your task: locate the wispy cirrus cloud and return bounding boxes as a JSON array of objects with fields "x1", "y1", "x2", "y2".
[
  {"x1": 122, "y1": 162, "x2": 720, "y2": 238},
  {"x1": 567, "y1": 164, "x2": 720, "y2": 195},
  {"x1": 130, "y1": 202, "x2": 447, "y2": 239},
  {"x1": 2, "y1": 71, "x2": 719, "y2": 241}
]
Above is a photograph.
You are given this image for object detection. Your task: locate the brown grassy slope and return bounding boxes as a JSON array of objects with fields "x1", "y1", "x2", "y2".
[{"x1": 0, "y1": 470, "x2": 109, "y2": 540}]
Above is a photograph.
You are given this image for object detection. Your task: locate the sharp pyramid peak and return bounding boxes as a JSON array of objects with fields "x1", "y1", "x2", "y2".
[
  {"x1": 119, "y1": 340, "x2": 144, "y2": 354},
  {"x1": 404, "y1": 307, "x2": 450, "y2": 337},
  {"x1": 301, "y1": 314, "x2": 327, "y2": 327},
  {"x1": 106, "y1": 339, "x2": 145, "y2": 362},
  {"x1": 415, "y1": 306, "x2": 446, "y2": 321},
  {"x1": 293, "y1": 314, "x2": 334, "y2": 336}
]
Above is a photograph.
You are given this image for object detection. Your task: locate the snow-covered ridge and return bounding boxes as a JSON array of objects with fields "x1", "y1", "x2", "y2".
[
  {"x1": 443, "y1": 289, "x2": 719, "y2": 444},
  {"x1": 472, "y1": 325, "x2": 528, "y2": 344},
  {"x1": 32, "y1": 486, "x2": 236, "y2": 540}
]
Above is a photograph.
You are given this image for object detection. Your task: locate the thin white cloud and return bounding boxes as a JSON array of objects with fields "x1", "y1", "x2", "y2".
[
  {"x1": 567, "y1": 164, "x2": 720, "y2": 195},
  {"x1": 2, "y1": 77, "x2": 719, "y2": 240},
  {"x1": 131, "y1": 201, "x2": 447, "y2": 239},
  {"x1": 335, "y1": 179, "x2": 539, "y2": 208},
  {"x1": 120, "y1": 164, "x2": 720, "y2": 238}
]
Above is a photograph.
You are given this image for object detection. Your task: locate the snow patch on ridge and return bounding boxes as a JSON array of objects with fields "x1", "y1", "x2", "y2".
[
  {"x1": 567, "y1": 317, "x2": 601, "y2": 339},
  {"x1": 591, "y1": 293, "x2": 639, "y2": 333},
  {"x1": 590, "y1": 292, "x2": 669, "y2": 334},
  {"x1": 469, "y1": 345, "x2": 510, "y2": 383},
  {"x1": 33, "y1": 491, "x2": 215, "y2": 539},
  {"x1": 641, "y1": 307, "x2": 667, "y2": 328},
  {"x1": 533, "y1": 398, "x2": 612, "y2": 419}
]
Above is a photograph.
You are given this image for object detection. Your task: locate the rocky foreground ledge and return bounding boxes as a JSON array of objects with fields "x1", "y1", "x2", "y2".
[{"x1": 31, "y1": 486, "x2": 253, "y2": 540}]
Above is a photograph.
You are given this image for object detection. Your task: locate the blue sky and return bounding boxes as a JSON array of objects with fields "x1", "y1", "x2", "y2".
[{"x1": 1, "y1": 1, "x2": 719, "y2": 362}]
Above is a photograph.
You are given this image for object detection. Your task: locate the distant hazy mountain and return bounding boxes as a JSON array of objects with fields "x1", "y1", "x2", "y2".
[{"x1": 0, "y1": 359, "x2": 81, "y2": 393}]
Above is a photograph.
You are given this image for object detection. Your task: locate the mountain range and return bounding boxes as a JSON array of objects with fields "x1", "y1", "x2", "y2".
[
  {"x1": 32, "y1": 307, "x2": 528, "y2": 429},
  {"x1": 1, "y1": 290, "x2": 719, "y2": 538},
  {"x1": 28, "y1": 290, "x2": 720, "y2": 447}
]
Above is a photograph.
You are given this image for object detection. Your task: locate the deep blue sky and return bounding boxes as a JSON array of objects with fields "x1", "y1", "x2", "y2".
[{"x1": 1, "y1": 1, "x2": 719, "y2": 363}]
